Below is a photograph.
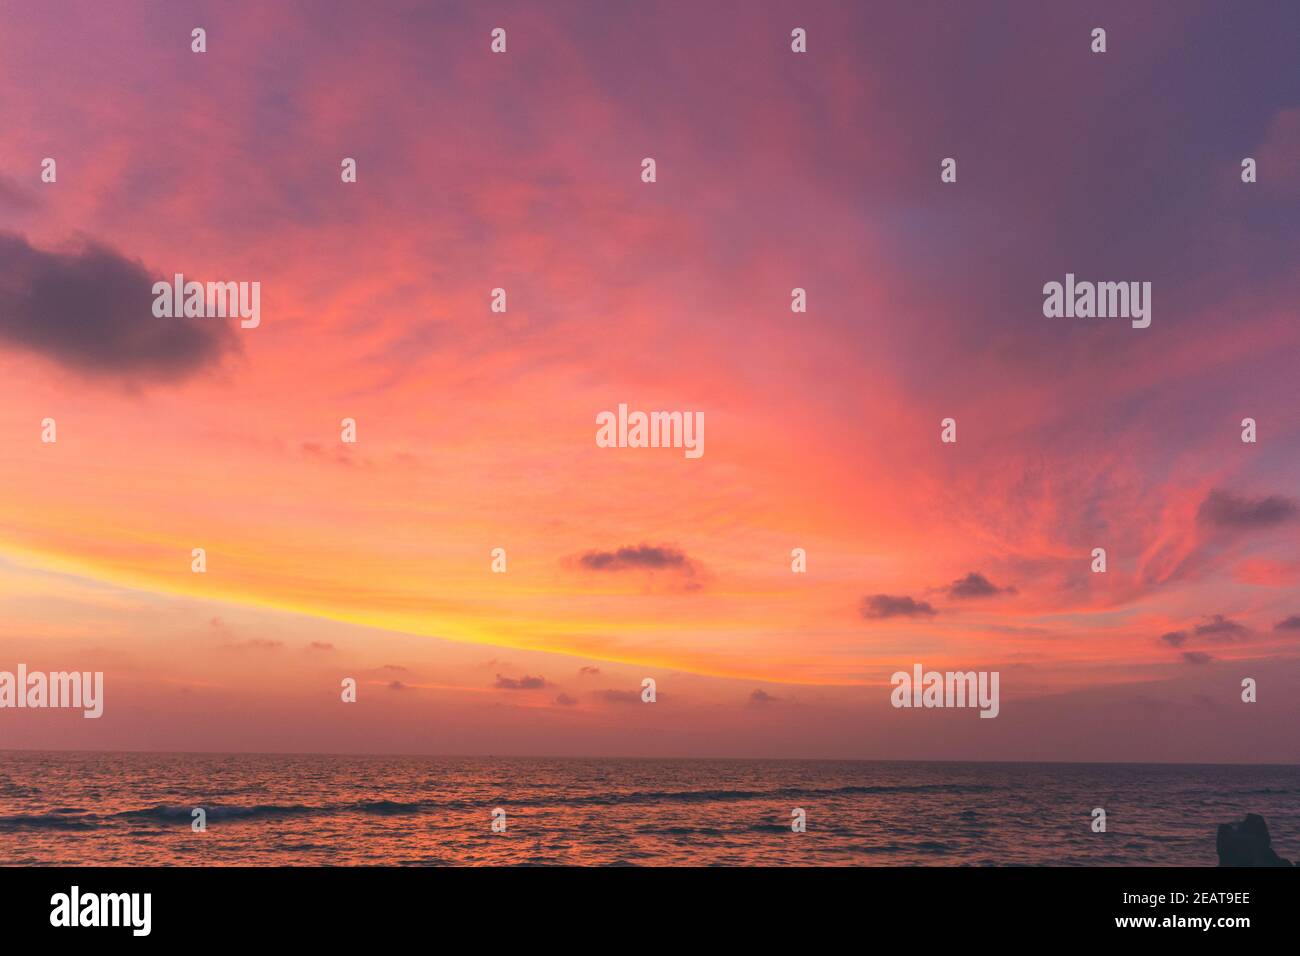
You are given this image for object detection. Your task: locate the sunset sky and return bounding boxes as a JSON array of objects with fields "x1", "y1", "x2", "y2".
[{"x1": 1, "y1": 1, "x2": 1298, "y2": 761}]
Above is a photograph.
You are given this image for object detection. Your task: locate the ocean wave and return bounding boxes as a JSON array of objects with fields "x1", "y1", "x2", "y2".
[
  {"x1": 0, "y1": 782, "x2": 997, "y2": 831},
  {"x1": 0, "y1": 782, "x2": 42, "y2": 798},
  {"x1": 639, "y1": 825, "x2": 730, "y2": 836},
  {"x1": 913, "y1": 841, "x2": 955, "y2": 853},
  {"x1": 355, "y1": 800, "x2": 430, "y2": 815},
  {"x1": 113, "y1": 803, "x2": 319, "y2": 822},
  {"x1": 557, "y1": 782, "x2": 995, "y2": 807},
  {"x1": 0, "y1": 812, "x2": 98, "y2": 831}
]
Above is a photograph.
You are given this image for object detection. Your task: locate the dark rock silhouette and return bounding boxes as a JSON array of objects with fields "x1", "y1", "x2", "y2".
[{"x1": 1216, "y1": 814, "x2": 1293, "y2": 866}]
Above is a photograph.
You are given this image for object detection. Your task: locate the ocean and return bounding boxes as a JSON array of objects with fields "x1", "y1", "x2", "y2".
[{"x1": 1, "y1": 752, "x2": 1296, "y2": 866}]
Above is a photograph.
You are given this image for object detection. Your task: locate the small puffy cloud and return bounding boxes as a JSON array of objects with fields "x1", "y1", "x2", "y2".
[
  {"x1": 860, "y1": 594, "x2": 936, "y2": 619},
  {"x1": 1274, "y1": 615, "x2": 1300, "y2": 631},
  {"x1": 575, "y1": 544, "x2": 695, "y2": 574},
  {"x1": 494, "y1": 673, "x2": 548, "y2": 690},
  {"x1": 1182, "y1": 651, "x2": 1214, "y2": 666},
  {"x1": 553, "y1": 693, "x2": 578, "y2": 706},
  {"x1": 945, "y1": 572, "x2": 1016, "y2": 599},
  {"x1": 1197, "y1": 489, "x2": 1298, "y2": 531},
  {"x1": 1193, "y1": 615, "x2": 1249, "y2": 643},
  {"x1": 1160, "y1": 631, "x2": 1188, "y2": 648}
]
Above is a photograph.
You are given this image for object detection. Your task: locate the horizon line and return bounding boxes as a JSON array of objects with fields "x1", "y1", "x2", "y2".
[{"x1": 2, "y1": 746, "x2": 1297, "y2": 769}]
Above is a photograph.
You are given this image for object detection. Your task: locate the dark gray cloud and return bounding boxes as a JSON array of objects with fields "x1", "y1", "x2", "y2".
[
  {"x1": 945, "y1": 572, "x2": 1016, "y2": 599},
  {"x1": 1182, "y1": 651, "x2": 1214, "y2": 666},
  {"x1": 1194, "y1": 615, "x2": 1249, "y2": 643},
  {"x1": 1197, "y1": 489, "x2": 1298, "y2": 531},
  {"x1": 860, "y1": 594, "x2": 936, "y2": 619},
  {"x1": 387, "y1": 681, "x2": 408, "y2": 691},
  {"x1": 494, "y1": 673, "x2": 547, "y2": 690},
  {"x1": 308, "y1": 641, "x2": 335, "y2": 651},
  {"x1": 0, "y1": 231, "x2": 235, "y2": 380},
  {"x1": 1274, "y1": 615, "x2": 1300, "y2": 631},
  {"x1": 576, "y1": 544, "x2": 694, "y2": 574},
  {"x1": 553, "y1": 693, "x2": 578, "y2": 706},
  {"x1": 748, "y1": 689, "x2": 781, "y2": 707},
  {"x1": 1160, "y1": 630, "x2": 1188, "y2": 648}
]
